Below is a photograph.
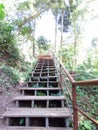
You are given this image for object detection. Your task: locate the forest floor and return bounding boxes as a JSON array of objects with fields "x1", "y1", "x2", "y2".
[{"x1": 0, "y1": 68, "x2": 25, "y2": 127}]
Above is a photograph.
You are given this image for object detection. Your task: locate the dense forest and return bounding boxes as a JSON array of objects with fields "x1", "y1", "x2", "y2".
[{"x1": 0, "y1": 0, "x2": 98, "y2": 129}]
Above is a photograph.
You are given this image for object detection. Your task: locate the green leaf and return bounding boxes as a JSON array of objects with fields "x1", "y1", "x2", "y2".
[
  {"x1": 19, "y1": 118, "x2": 24, "y2": 125},
  {"x1": 0, "y1": 3, "x2": 5, "y2": 20},
  {"x1": 0, "y1": 3, "x2": 4, "y2": 9},
  {"x1": 21, "y1": 26, "x2": 32, "y2": 35}
]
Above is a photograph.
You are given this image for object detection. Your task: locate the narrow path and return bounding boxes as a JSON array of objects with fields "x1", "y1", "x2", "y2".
[{"x1": 1, "y1": 55, "x2": 73, "y2": 130}]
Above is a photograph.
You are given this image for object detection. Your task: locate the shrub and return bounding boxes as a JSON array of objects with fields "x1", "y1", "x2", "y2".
[{"x1": 0, "y1": 22, "x2": 20, "y2": 67}]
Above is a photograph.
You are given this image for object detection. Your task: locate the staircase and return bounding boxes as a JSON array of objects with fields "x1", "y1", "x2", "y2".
[{"x1": 1, "y1": 55, "x2": 73, "y2": 130}]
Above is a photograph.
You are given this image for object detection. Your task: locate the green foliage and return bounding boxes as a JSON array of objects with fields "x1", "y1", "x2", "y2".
[
  {"x1": 18, "y1": 1, "x2": 31, "y2": 10},
  {"x1": 21, "y1": 26, "x2": 32, "y2": 35},
  {"x1": 0, "y1": 3, "x2": 5, "y2": 20},
  {"x1": 19, "y1": 118, "x2": 25, "y2": 126},
  {"x1": 3, "y1": 65, "x2": 20, "y2": 86},
  {"x1": 50, "y1": 92, "x2": 60, "y2": 96},
  {"x1": 79, "y1": 120, "x2": 92, "y2": 130},
  {"x1": 49, "y1": 85, "x2": 54, "y2": 88},
  {"x1": 37, "y1": 36, "x2": 48, "y2": 46},
  {"x1": 75, "y1": 62, "x2": 98, "y2": 81},
  {"x1": 58, "y1": 44, "x2": 74, "y2": 70},
  {"x1": 34, "y1": 0, "x2": 65, "y2": 11},
  {"x1": 2, "y1": 59, "x2": 35, "y2": 86},
  {"x1": 58, "y1": 7, "x2": 71, "y2": 32},
  {"x1": 31, "y1": 84, "x2": 38, "y2": 88},
  {"x1": 36, "y1": 91, "x2": 46, "y2": 96},
  {"x1": 37, "y1": 36, "x2": 49, "y2": 53},
  {"x1": 0, "y1": 22, "x2": 21, "y2": 66}
]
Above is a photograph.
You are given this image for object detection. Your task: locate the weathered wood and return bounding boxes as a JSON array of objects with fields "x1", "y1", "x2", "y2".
[
  {"x1": 20, "y1": 88, "x2": 62, "y2": 90},
  {"x1": 2, "y1": 108, "x2": 71, "y2": 117},
  {"x1": 13, "y1": 96, "x2": 65, "y2": 101},
  {"x1": 0, "y1": 127, "x2": 73, "y2": 130},
  {"x1": 1, "y1": 55, "x2": 73, "y2": 129}
]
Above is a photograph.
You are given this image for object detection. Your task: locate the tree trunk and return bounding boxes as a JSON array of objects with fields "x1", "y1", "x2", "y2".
[
  {"x1": 60, "y1": 10, "x2": 64, "y2": 61},
  {"x1": 32, "y1": 20, "x2": 36, "y2": 57},
  {"x1": 54, "y1": 15, "x2": 57, "y2": 53}
]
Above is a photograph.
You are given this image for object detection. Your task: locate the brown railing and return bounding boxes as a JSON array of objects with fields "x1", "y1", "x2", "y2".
[{"x1": 50, "y1": 50, "x2": 98, "y2": 130}]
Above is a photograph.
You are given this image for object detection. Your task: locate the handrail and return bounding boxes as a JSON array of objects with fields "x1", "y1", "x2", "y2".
[
  {"x1": 50, "y1": 50, "x2": 98, "y2": 130},
  {"x1": 73, "y1": 79, "x2": 98, "y2": 86},
  {"x1": 75, "y1": 106, "x2": 98, "y2": 126},
  {"x1": 51, "y1": 50, "x2": 98, "y2": 86},
  {"x1": 62, "y1": 76, "x2": 72, "y2": 101},
  {"x1": 51, "y1": 51, "x2": 75, "y2": 83}
]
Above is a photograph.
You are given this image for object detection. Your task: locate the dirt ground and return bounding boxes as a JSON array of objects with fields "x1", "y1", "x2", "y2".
[{"x1": 0, "y1": 83, "x2": 25, "y2": 127}]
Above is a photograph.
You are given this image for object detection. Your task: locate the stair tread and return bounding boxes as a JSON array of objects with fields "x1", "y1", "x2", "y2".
[
  {"x1": 0, "y1": 127, "x2": 73, "y2": 130},
  {"x1": 2, "y1": 108, "x2": 71, "y2": 117},
  {"x1": 13, "y1": 96, "x2": 65, "y2": 100},
  {"x1": 20, "y1": 87, "x2": 62, "y2": 90},
  {"x1": 27, "y1": 81, "x2": 59, "y2": 83}
]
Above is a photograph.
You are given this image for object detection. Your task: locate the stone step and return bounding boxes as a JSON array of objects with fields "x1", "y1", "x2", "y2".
[
  {"x1": 2, "y1": 108, "x2": 71, "y2": 117},
  {"x1": 0, "y1": 127, "x2": 73, "y2": 130}
]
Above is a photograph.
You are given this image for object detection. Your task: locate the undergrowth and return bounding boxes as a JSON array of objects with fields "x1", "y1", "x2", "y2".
[
  {"x1": 73, "y1": 66, "x2": 98, "y2": 129},
  {"x1": 0, "y1": 60, "x2": 36, "y2": 87}
]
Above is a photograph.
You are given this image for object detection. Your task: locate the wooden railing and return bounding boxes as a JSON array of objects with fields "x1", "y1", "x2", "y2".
[{"x1": 50, "y1": 50, "x2": 98, "y2": 130}]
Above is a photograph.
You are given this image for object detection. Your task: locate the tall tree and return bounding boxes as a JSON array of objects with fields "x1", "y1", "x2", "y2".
[
  {"x1": 15, "y1": 0, "x2": 38, "y2": 57},
  {"x1": 53, "y1": 11, "x2": 58, "y2": 52},
  {"x1": 68, "y1": 0, "x2": 86, "y2": 69},
  {"x1": 34, "y1": 0, "x2": 66, "y2": 52}
]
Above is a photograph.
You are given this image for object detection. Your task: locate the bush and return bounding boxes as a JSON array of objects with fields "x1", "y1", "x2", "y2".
[
  {"x1": 0, "y1": 22, "x2": 20, "y2": 67},
  {"x1": 3, "y1": 65, "x2": 20, "y2": 86}
]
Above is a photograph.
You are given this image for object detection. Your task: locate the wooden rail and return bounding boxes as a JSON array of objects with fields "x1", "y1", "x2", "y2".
[{"x1": 50, "y1": 50, "x2": 98, "y2": 130}]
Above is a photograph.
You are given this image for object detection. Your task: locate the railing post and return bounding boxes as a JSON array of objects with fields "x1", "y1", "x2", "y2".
[
  {"x1": 60, "y1": 64, "x2": 63, "y2": 89},
  {"x1": 72, "y1": 84, "x2": 78, "y2": 130}
]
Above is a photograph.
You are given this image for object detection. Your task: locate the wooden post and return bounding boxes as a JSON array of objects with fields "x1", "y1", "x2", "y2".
[
  {"x1": 61, "y1": 100, "x2": 64, "y2": 107},
  {"x1": 26, "y1": 117, "x2": 29, "y2": 126},
  {"x1": 47, "y1": 100, "x2": 49, "y2": 108},
  {"x1": 46, "y1": 117, "x2": 49, "y2": 127},
  {"x1": 66, "y1": 117, "x2": 70, "y2": 127},
  {"x1": 16, "y1": 101, "x2": 19, "y2": 107},
  {"x1": 35, "y1": 90, "x2": 37, "y2": 96},
  {"x1": 22, "y1": 90, "x2": 25, "y2": 95},
  {"x1": 47, "y1": 90, "x2": 49, "y2": 96},
  {"x1": 6, "y1": 117, "x2": 9, "y2": 126},
  {"x1": 72, "y1": 84, "x2": 78, "y2": 130},
  {"x1": 60, "y1": 64, "x2": 62, "y2": 89},
  {"x1": 31, "y1": 101, "x2": 34, "y2": 108}
]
